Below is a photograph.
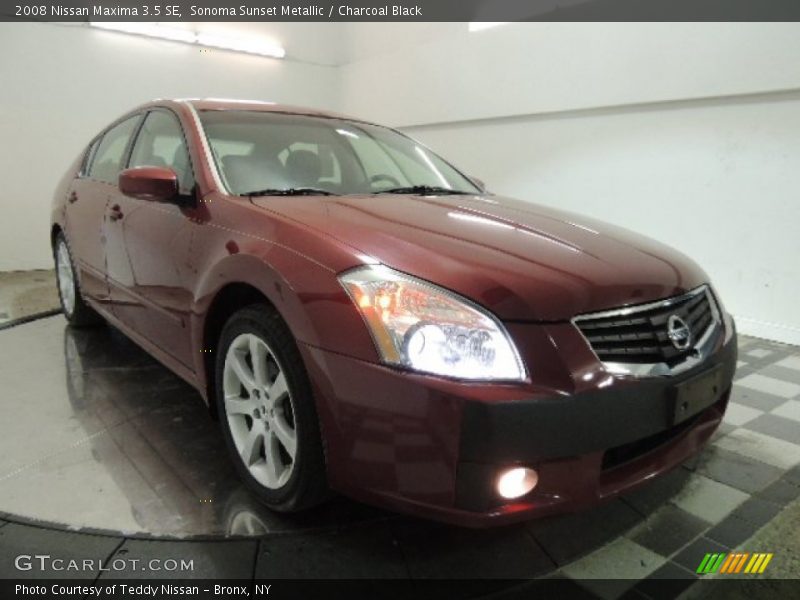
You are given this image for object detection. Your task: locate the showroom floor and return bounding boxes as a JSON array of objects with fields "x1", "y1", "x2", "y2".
[
  {"x1": 0, "y1": 272, "x2": 798, "y2": 597},
  {"x1": 0, "y1": 269, "x2": 58, "y2": 325}
]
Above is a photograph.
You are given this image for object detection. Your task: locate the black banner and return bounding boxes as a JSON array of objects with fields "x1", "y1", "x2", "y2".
[
  {"x1": 4, "y1": 0, "x2": 800, "y2": 22},
  {"x1": 3, "y1": 579, "x2": 800, "y2": 599}
]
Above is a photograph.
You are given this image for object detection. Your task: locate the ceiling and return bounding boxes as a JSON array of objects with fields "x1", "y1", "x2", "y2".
[
  {"x1": 151, "y1": 22, "x2": 466, "y2": 66},
  {"x1": 58, "y1": 21, "x2": 468, "y2": 66}
]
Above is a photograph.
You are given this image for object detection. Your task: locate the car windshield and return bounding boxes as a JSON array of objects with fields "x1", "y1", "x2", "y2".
[{"x1": 199, "y1": 110, "x2": 481, "y2": 196}]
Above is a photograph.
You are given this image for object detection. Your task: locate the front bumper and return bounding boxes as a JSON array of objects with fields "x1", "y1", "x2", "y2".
[{"x1": 300, "y1": 317, "x2": 736, "y2": 527}]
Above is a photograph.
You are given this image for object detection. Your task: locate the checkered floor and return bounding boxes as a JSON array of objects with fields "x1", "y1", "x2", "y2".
[
  {"x1": 0, "y1": 302, "x2": 798, "y2": 592},
  {"x1": 550, "y1": 335, "x2": 800, "y2": 598}
]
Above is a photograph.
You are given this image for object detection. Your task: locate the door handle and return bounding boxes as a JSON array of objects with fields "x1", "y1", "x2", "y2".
[
  {"x1": 109, "y1": 204, "x2": 124, "y2": 222},
  {"x1": 67, "y1": 191, "x2": 78, "y2": 204}
]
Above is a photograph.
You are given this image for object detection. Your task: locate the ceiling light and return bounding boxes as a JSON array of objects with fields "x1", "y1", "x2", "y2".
[
  {"x1": 90, "y1": 22, "x2": 195, "y2": 43},
  {"x1": 89, "y1": 23, "x2": 285, "y2": 59},
  {"x1": 468, "y1": 22, "x2": 510, "y2": 32}
]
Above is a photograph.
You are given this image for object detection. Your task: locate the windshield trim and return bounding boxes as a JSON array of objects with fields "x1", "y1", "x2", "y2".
[
  {"x1": 195, "y1": 108, "x2": 482, "y2": 198},
  {"x1": 183, "y1": 101, "x2": 229, "y2": 194}
]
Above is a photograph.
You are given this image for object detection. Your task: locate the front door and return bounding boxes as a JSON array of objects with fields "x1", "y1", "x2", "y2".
[{"x1": 104, "y1": 109, "x2": 197, "y2": 367}]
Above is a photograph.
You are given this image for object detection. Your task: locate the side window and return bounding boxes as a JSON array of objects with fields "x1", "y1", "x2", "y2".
[
  {"x1": 129, "y1": 110, "x2": 195, "y2": 194},
  {"x1": 88, "y1": 116, "x2": 140, "y2": 185}
]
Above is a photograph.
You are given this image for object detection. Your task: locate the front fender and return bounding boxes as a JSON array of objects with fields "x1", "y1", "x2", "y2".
[{"x1": 190, "y1": 247, "x2": 379, "y2": 397}]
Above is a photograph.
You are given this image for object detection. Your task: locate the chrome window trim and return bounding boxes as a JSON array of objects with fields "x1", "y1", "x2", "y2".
[{"x1": 572, "y1": 285, "x2": 722, "y2": 378}]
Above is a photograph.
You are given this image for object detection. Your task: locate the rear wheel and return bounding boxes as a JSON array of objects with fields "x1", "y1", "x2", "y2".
[
  {"x1": 215, "y1": 305, "x2": 328, "y2": 512},
  {"x1": 54, "y1": 232, "x2": 103, "y2": 327}
]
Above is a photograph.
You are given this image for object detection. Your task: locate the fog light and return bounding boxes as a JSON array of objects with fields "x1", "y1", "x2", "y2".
[{"x1": 496, "y1": 467, "x2": 538, "y2": 499}]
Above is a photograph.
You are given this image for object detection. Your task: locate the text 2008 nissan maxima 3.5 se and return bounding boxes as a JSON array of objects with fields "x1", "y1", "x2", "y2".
[{"x1": 51, "y1": 99, "x2": 736, "y2": 526}]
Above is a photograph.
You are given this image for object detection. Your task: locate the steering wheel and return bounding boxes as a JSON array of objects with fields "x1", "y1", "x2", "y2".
[{"x1": 369, "y1": 174, "x2": 401, "y2": 188}]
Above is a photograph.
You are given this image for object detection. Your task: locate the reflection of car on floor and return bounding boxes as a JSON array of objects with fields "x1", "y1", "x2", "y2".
[
  {"x1": 63, "y1": 325, "x2": 255, "y2": 536},
  {"x1": 51, "y1": 98, "x2": 736, "y2": 526},
  {"x1": 62, "y1": 324, "x2": 383, "y2": 537},
  {"x1": 223, "y1": 487, "x2": 272, "y2": 537}
]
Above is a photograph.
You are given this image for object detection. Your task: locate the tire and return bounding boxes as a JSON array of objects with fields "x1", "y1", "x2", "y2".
[
  {"x1": 215, "y1": 305, "x2": 328, "y2": 512},
  {"x1": 53, "y1": 232, "x2": 104, "y2": 327}
]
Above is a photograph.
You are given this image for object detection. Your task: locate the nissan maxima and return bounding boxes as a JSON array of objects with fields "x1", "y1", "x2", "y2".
[{"x1": 51, "y1": 99, "x2": 736, "y2": 526}]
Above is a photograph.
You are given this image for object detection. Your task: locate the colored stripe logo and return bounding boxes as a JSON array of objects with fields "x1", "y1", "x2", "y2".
[{"x1": 696, "y1": 552, "x2": 773, "y2": 574}]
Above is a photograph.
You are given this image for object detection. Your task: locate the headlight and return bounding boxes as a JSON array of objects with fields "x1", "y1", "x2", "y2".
[{"x1": 339, "y1": 265, "x2": 526, "y2": 381}]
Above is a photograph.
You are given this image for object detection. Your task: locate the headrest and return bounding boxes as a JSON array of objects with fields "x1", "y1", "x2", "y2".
[{"x1": 284, "y1": 150, "x2": 322, "y2": 186}]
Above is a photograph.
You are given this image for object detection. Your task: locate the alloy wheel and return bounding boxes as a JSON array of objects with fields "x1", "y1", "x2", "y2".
[
  {"x1": 56, "y1": 239, "x2": 76, "y2": 316},
  {"x1": 222, "y1": 333, "x2": 298, "y2": 490}
]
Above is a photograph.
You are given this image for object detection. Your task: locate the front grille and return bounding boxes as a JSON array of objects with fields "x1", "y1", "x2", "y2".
[{"x1": 575, "y1": 287, "x2": 718, "y2": 365}]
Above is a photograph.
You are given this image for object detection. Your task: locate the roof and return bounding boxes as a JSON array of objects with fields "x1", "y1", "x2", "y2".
[{"x1": 179, "y1": 98, "x2": 362, "y2": 122}]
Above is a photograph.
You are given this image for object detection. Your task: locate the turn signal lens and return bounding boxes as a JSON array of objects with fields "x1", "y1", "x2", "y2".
[
  {"x1": 496, "y1": 467, "x2": 538, "y2": 499},
  {"x1": 339, "y1": 265, "x2": 526, "y2": 381}
]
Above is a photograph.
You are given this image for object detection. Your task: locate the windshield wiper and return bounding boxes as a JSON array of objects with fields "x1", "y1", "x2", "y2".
[
  {"x1": 241, "y1": 187, "x2": 338, "y2": 197},
  {"x1": 374, "y1": 185, "x2": 470, "y2": 196}
]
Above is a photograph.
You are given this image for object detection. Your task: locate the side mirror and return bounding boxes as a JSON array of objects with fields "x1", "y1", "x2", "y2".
[
  {"x1": 470, "y1": 176, "x2": 486, "y2": 193},
  {"x1": 119, "y1": 166, "x2": 178, "y2": 202}
]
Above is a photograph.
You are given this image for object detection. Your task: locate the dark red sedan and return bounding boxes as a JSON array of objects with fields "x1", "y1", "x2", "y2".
[{"x1": 51, "y1": 99, "x2": 736, "y2": 526}]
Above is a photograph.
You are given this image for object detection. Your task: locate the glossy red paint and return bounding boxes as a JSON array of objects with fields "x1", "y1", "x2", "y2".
[
  {"x1": 51, "y1": 99, "x2": 734, "y2": 526},
  {"x1": 118, "y1": 166, "x2": 178, "y2": 202},
  {"x1": 248, "y1": 193, "x2": 708, "y2": 321}
]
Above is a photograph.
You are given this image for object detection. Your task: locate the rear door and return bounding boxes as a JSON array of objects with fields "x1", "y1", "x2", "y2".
[
  {"x1": 65, "y1": 116, "x2": 140, "y2": 304},
  {"x1": 105, "y1": 108, "x2": 197, "y2": 367}
]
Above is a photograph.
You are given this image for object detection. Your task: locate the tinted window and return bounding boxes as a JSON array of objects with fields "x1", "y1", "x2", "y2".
[
  {"x1": 88, "y1": 116, "x2": 140, "y2": 185},
  {"x1": 129, "y1": 110, "x2": 195, "y2": 194},
  {"x1": 200, "y1": 111, "x2": 479, "y2": 196}
]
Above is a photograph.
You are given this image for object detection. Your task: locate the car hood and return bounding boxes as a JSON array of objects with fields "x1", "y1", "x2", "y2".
[{"x1": 250, "y1": 193, "x2": 708, "y2": 321}]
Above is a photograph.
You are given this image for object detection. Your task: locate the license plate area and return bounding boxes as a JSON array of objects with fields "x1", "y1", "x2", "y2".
[{"x1": 671, "y1": 365, "x2": 724, "y2": 426}]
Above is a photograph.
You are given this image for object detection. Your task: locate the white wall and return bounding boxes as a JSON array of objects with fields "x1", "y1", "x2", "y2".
[
  {"x1": 339, "y1": 23, "x2": 800, "y2": 345},
  {"x1": 0, "y1": 22, "x2": 339, "y2": 271},
  {"x1": 404, "y1": 96, "x2": 800, "y2": 345},
  {"x1": 341, "y1": 23, "x2": 800, "y2": 127}
]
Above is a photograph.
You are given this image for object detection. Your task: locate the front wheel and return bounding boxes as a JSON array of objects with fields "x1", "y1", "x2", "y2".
[
  {"x1": 215, "y1": 305, "x2": 328, "y2": 512},
  {"x1": 54, "y1": 232, "x2": 104, "y2": 327}
]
